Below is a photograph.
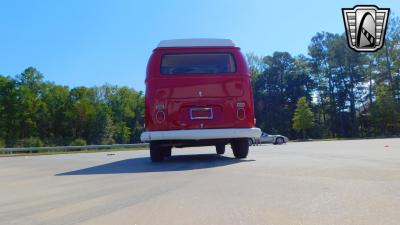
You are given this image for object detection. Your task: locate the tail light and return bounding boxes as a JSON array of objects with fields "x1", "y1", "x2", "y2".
[{"x1": 236, "y1": 102, "x2": 246, "y2": 120}]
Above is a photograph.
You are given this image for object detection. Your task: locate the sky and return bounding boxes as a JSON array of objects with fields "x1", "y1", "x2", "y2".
[{"x1": 0, "y1": 0, "x2": 399, "y2": 92}]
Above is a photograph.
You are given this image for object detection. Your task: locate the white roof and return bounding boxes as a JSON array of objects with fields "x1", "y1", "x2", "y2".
[{"x1": 157, "y1": 38, "x2": 235, "y2": 47}]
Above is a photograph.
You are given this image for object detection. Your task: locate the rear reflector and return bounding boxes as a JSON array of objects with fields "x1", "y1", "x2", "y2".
[
  {"x1": 236, "y1": 102, "x2": 245, "y2": 120},
  {"x1": 155, "y1": 111, "x2": 165, "y2": 123},
  {"x1": 237, "y1": 108, "x2": 245, "y2": 120}
]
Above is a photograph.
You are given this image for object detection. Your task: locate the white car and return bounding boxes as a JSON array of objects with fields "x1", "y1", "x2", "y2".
[{"x1": 249, "y1": 132, "x2": 288, "y2": 145}]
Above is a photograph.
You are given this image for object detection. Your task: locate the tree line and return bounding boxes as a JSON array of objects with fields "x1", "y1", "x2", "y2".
[
  {"x1": 0, "y1": 67, "x2": 144, "y2": 147},
  {"x1": 249, "y1": 15, "x2": 400, "y2": 139},
  {"x1": 1, "y1": 16, "x2": 399, "y2": 147}
]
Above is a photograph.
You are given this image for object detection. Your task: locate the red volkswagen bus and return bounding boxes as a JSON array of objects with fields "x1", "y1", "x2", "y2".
[{"x1": 141, "y1": 39, "x2": 261, "y2": 161}]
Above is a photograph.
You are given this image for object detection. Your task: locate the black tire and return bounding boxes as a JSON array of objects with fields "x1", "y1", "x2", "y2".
[
  {"x1": 164, "y1": 147, "x2": 172, "y2": 157},
  {"x1": 275, "y1": 137, "x2": 284, "y2": 145},
  {"x1": 231, "y1": 138, "x2": 249, "y2": 158},
  {"x1": 248, "y1": 138, "x2": 254, "y2": 146},
  {"x1": 150, "y1": 142, "x2": 164, "y2": 162},
  {"x1": 216, "y1": 144, "x2": 225, "y2": 155}
]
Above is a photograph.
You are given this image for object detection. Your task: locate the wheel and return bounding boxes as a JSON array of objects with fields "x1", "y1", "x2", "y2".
[
  {"x1": 164, "y1": 147, "x2": 172, "y2": 157},
  {"x1": 275, "y1": 137, "x2": 284, "y2": 145},
  {"x1": 231, "y1": 138, "x2": 249, "y2": 158},
  {"x1": 248, "y1": 138, "x2": 254, "y2": 146},
  {"x1": 150, "y1": 142, "x2": 164, "y2": 162},
  {"x1": 216, "y1": 144, "x2": 225, "y2": 155}
]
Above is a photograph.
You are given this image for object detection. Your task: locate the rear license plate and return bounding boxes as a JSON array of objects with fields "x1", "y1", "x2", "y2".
[{"x1": 190, "y1": 108, "x2": 213, "y2": 120}]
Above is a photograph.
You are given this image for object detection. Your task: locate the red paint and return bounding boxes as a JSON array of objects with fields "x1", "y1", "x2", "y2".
[{"x1": 144, "y1": 46, "x2": 255, "y2": 131}]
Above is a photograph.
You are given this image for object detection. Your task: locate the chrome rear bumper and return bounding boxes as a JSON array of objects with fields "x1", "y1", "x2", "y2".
[{"x1": 140, "y1": 127, "x2": 261, "y2": 142}]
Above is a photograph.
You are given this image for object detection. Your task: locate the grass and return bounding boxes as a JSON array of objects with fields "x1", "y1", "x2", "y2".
[{"x1": 0, "y1": 146, "x2": 148, "y2": 157}]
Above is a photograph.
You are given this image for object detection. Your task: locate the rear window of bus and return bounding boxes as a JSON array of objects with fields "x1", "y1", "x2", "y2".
[{"x1": 160, "y1": 53, "x2": 236, "y2": 75}]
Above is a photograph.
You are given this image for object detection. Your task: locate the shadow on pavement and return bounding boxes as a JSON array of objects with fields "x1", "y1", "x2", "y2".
[{"x1": 56, "y1": 154, "x2": 254, "y2": 175}]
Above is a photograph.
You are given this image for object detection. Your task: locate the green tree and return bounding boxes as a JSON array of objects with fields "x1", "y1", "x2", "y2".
[
  {"x1": 371, "y1": 84, "x2": 400, "y2": 135},
  {"x1": 102, "y1": 85, "x2": 144, "y2": 143},
  {"x1": 372, "y1": 15, "x2": 400, "y2": 101},
  {"x1": 66, "y1": 87, "x2": 97, "y2": 142},
  {"x1": 0, "y1": 75, "x2": 19, "y2": 146},
  {"x1": 248, "y1": 52, "x2": 312, "y2": 137},
  {"x1": 38, "y1": 83, "x2": 70, "y2": 145},
  {"x1": 90, "y1": 106, "x2": 115, "y2": 145},
  {"x1": 246, "y1": 53, "x2": 265, "y2": 79},
  {"x1": 16, "y1": 67, "x2": 44, "y2": 139},
  {"x1": 308, "y1": 32, "x2": 368, "y2": 138},
  {"x1": 292, "y1": 97, "x2": 314, "y2": 139},
  {"x1": 114, "y1": 121, "x2": 131, "y2": 144},
  {"x1": 1, "y1": 68, "x2": 145, "y2": 146}
]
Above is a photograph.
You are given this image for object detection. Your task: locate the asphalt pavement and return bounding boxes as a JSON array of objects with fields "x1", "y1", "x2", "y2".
[{"x1": 0, "y1": 138, "x2": 399, "y2": 225}]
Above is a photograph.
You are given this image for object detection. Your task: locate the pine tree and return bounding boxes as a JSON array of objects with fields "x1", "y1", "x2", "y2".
[{"x1": 292, "y1": 97, "x2": 314, "y2": 139}]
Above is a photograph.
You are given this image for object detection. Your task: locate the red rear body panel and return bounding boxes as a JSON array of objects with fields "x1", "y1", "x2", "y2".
[{"x1": 144, "y1": 46, "x2": 255, "y2": 132}]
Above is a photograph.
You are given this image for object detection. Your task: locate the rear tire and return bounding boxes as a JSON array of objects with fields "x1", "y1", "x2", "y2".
[
  {"x1": 164, "y1": 147, "x2": 172, "y2": 157},
  {"x1": 216, "y1": 144, "x2": 225, "y2": 155},
  {"x1": 275, "y1": 137, "x2": 284, "y2": 145},
  {"x1": 231, "y1": 138, "x2": 249, "y2": 158},
  {"x1": 150, "y1": 142, "x2": 164, "y2": 162},
  {"x1": 248, "y1": 138, "x2": 254, "y2": 146}
]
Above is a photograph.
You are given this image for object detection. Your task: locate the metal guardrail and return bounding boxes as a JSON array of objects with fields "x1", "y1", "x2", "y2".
[{"x1": 0, "y1": 143, "x2": 148, "y2": 154}]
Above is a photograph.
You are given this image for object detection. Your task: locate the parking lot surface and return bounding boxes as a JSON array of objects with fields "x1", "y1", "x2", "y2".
[{"x1": 1, "y1": 138, "x2": 399, "y2": 225}]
